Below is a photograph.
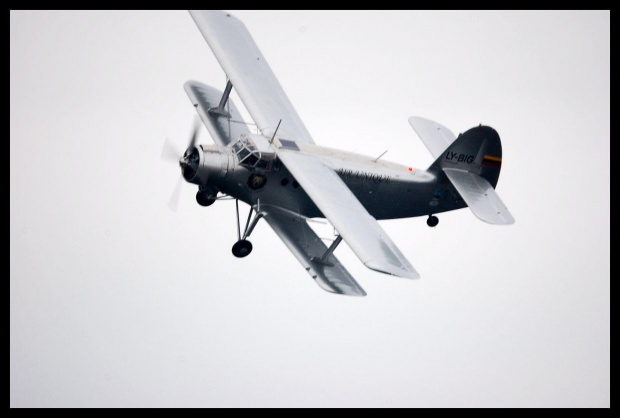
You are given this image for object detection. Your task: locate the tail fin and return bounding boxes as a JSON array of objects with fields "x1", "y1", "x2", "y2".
[
  {"x1": 409, "y1": 117, "x2": 514, "y2": 225},
  {"x1": 428, "y1": 124, "x2": 503, "y2": 190}
]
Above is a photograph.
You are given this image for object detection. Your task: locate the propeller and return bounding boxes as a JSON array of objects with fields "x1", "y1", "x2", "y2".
[
  {"x1": 161, "y1": 117, "x2": 202, "y2": 212},
  {"x1": 168, "y1": 176, "x2": 183, "y2": 212},
  {"x1": 160, "y1": 137, "x2": 182, "y2": 163},
  {"x1": 186, "y1": 117, "x2": 200, "y2": 154}
]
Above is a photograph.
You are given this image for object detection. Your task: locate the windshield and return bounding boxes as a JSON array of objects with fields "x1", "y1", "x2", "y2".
[{"x1": 231, "y1": 135, "x2": 274, "y2": 170}]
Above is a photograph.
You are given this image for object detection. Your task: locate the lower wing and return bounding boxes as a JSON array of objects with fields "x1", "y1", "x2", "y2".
[{"x1": 263, "y1": 206, "x2": 366, "y2": 296}]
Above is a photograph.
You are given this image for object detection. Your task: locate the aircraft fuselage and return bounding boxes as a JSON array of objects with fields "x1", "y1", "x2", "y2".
[{"x1": 201, "y1": 142, "x2": 466, "y2": 220}]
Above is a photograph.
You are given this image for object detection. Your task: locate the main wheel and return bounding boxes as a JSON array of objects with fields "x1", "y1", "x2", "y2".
[
  {"x1": 427, "y1": 215, "x2": 439, "y2": 227},
  {"x1": 196, "y1": 192, "x2": 215, "y2": 207},
  {"x1": 232, "y1": 240, "x2": 253, "y2": 258}
]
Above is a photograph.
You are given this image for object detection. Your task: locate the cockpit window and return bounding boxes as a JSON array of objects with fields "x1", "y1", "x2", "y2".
[
  {"x1": 255, "y1": 158, "x2": 270, "y2": 169},
  {"x1": 232, "y1": 134, "x2": 275, "y2": 170},
  {"x1": 242, "y1": 152, "x2": 260, "y2": 167}
]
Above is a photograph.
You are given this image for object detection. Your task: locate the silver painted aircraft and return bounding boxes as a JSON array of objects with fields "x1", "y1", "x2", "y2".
[{"x1": 162, "y1": 10, "x2": 515, "y2": 296}]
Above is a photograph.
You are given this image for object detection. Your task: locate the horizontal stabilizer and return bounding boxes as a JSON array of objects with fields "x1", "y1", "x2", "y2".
[
  {"x1": 444, "y1": 169, "x2": 515, "y2": 225},
  {"x1": 408, "y1": 116, "x2": 457, "y2": 159}
]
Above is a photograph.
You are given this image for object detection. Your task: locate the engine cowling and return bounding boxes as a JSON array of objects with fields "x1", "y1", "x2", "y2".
[{"x1": 181, "y1": 145, "x2": 230, "y2": 187}]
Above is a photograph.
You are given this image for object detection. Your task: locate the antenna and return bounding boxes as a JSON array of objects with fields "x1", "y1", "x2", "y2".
[
  {"x1": 269, "y1": 119, "x2": 282, "y2": 144},
  {"x1": 373, "y1": 150, "x2": 388, "y2": 162}
]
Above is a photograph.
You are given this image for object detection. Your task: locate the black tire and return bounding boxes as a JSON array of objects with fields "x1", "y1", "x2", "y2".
[
  {"x1": 427, "y1": 215, "x2": 439, "y2": 227},
  {"x1": 232, "y1": 240, "x2": 253, "y2": 258},
  {"x1": 196, "y1": 192, "x2": 215, "y2": 207}
]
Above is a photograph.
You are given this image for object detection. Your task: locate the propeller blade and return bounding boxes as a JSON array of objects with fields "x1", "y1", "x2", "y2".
[
  {"x1": 164, "y1": 118, "x2": 203, "y2": 212},
  {"x1": 161, "y1": 138, "x2": 182, "y2": 163},
  {"x1": 187, "y1": 117, "x2": 201, "y2": 151},
  {"x1": 168, "y1": 175, "x2": 183, "y2": 212}
]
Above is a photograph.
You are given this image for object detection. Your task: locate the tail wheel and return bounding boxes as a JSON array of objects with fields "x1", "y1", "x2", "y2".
[{"x1": 427, "y1": 215, "x2": 439, "y2": 227}]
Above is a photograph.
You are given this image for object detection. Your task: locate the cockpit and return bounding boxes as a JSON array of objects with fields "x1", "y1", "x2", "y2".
[{"x1": 231, "y1": 133, "x2": 277, "y2": 170}]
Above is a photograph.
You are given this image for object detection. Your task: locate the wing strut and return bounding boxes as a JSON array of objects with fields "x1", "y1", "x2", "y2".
[
  {"x1": 208, "y1": 79, "x2": 233, "y2": 117},
  {"x1": 189, "y1": 10, "x2": 315, "y2": 143},
  {"x1": 310, "y1": 235, "x2": 343, "y2": 266}
]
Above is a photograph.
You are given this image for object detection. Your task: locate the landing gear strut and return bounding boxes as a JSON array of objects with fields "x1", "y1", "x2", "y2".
[
  {"x1": 231, "y1": 199, "x2": 265, "y2": 258},
  {"x1": 427, "y1": 215, "x2": 439, "y2": 227}
]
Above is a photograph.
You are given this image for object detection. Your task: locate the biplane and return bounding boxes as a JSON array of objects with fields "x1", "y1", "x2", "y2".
[{"x1": 161, "y1": 10, "x2": 514, "y2": 296}]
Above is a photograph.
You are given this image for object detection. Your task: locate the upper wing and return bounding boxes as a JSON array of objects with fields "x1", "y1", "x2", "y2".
[
  {"x1": 184, "y1": 80, "x2": 251, "y2": 147},
  {"x1": 408, "y1": 116, "x2": 456, "y2": 159},
  {"x1": 189, "y1": 10, "x2": 315, "y2": 144},
  {"x1": 276, "y1": 150, "x2": 419, "y2": 279},
  {"x1": 263, "y1": 206, "x2": 366, "y2": 296}
]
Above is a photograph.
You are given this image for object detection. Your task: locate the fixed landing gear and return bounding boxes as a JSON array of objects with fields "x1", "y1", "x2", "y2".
[
  {"x1": 427, "y1": 215, "x2": 439, "y2": 227},
  {"x1": 196, "y1": 191, "x2": 216, "y2": 207},
  {"x1": 231, "y1": 199, "x2": 266, "y2": 258},
  {"x1": 232, "y1": 240, "x2": 253, "y2": 257}
]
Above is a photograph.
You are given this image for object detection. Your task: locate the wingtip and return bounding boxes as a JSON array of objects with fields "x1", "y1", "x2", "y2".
[
  {"x1": 365, "y1": 261, "x2": 420, "y2": 280},
  {"x1": 473, "y1": 209, "x2": 516, "y2": 225},
  {"x1": 407, "y1": 115, "x2": 425, "y2": 124},
  {"x1": 189, "y1": 10, "x2": 243, "y2": 26},
  {"x1": 315, "y1": 278, "x2": 367, "y2": 297}
]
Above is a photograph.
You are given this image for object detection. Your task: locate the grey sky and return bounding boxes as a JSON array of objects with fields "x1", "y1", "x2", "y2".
[{"x1": 10, "y1": 10, "x2": 609, "y2": 407}]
